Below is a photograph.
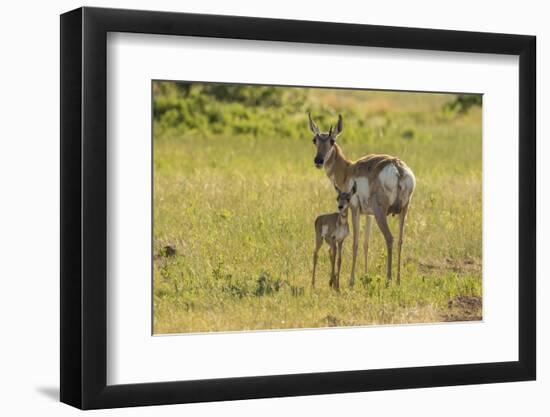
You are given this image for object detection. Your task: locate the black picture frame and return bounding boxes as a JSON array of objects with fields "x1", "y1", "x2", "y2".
[{"x1": 60, "y1": 6, "x2": 536, "y2": 410}]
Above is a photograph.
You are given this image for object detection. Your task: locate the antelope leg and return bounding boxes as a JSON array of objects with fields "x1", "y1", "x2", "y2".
[
  {"x1": 364, "y1": 215, "x2": 372, "y2": 275},
  {"x1": 397, "y1": 204, "x2": 408, "y2": 285},
  {"x1": 372, "y1": 199, "x2": 394, "y2": 284},
  {"x1": 312, "y1": 236, "x2": 323, "y2": 288},
  {"x1": 336, "y1": 241, "x2": 343, "y2": 291},
  {"x1": 329, "y1": 242, "x2": 337, "y2": 289},
  {"x1": 349, "y1": 207, "x2": 360, "y2": 287}
]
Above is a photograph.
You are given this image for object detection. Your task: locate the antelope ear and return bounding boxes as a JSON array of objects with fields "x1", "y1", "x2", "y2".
[
  {"x1": 334, "y1": 114, "x2": 343, "y2": 136},
  {"x1": 351, "y1": 181, "x2": 357, "y2": 194},
  {"x1": 308, "y1": 112, "x2": 320, "y2": 135}
]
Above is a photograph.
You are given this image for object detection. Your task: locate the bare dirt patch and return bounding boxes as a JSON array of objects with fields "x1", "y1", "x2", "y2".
[
  {"x1": 323, "y1": 315, "x2": 342, "y2": 327},
  {"x1": 419, "y1": 257, "x2": 481, "y2": 275},
  {"x1": 442, "y1": 295, "x2": 482, "y2": 322}
]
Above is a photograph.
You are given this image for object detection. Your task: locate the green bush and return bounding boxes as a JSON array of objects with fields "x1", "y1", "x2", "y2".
[
  {"x1": 445, "y1": 94, "x2": 482, "y2": 114},
  {"x1": 153, "y1": 81, "x2": 479, "y2": 148},
  {"x1": 153, "y1": 81, "x2": 353, "y2": 139}
]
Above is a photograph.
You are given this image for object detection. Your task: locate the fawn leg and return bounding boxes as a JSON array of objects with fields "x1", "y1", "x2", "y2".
[
  {"x1": 349, "y1": 207, "x2": 360, "y2": 287},
  {"x1": 336, "y1": 241, "x2": 343, "y2": 290},
  {"x1": 329, "y1": 242, "x2": 337, "y2": 289},
  {"x1": 312, "y1": 236, "x2": 323, "y2": 288}
]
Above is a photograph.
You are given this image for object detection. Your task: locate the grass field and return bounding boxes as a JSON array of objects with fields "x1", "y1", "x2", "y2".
[{"x1": 153, "y1": 84, "x2": 482, "y2": 334}]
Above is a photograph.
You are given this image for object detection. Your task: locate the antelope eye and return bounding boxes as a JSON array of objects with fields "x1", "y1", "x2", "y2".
[{"x1": 312, "y1": 137, "x2": 317, "y2": 144}]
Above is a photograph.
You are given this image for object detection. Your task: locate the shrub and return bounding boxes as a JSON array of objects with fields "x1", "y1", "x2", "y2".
[{"x1": 445, "y1": 94, "x2": 482, "y2": 114}]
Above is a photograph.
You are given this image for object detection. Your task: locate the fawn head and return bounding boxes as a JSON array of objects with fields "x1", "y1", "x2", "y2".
[{"x1": 334, "y1": 181, "x2": 356, "y2": 215}]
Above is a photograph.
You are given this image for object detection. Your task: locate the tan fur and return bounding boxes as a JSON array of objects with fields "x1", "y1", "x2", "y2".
[
  {"x1": 326, "y1": 144, "x2": 407, "y2": 196},
  {"x1": 310, "y1": 115, "x2": 415, "y2": 286},
  {"x1": 312, "y1": 212, "x2": 350, "y2": 290},
  {"x1": 325, "y1": 144, "x2": 413, "y2": 285}
]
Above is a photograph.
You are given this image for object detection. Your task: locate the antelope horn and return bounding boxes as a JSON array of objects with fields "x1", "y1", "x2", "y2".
[{"x1": 308, "y1": 112, "x2": 320, "y2": 134}]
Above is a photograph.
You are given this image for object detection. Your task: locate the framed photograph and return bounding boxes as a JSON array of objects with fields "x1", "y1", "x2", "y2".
[{"x1": 60, "y1": 6, "x2": 536, "y2": 409}]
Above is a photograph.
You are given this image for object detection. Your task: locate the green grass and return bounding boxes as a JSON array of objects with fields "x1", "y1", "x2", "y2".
[{"x1": 153, "y1": 87, "x2": 482, "y2": 334}]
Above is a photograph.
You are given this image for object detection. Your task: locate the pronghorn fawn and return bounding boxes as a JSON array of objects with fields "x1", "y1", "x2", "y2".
[
  {"x1": 312, "y1": 182, "x2": 356, "y2": 290},
  {"x1": 309, "y1": 113, "x2": 416, "y2": 287}
]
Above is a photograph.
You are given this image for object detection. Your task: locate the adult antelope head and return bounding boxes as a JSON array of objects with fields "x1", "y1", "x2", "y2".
[{"x1": 309, "y1": 113, "x2": 343, "y2": 168}]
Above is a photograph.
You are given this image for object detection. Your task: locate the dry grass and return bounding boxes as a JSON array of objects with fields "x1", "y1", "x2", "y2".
[{"x1": 153, "y1": 88, "x2": 482, "y2": 334}]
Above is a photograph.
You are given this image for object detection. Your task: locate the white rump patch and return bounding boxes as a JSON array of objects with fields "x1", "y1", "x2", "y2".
[
  {"x1": 378, "y1": 164, "x2": 399, "y2": 205},
  {"x1": 399, "y1": 165, "x2": 416, "y2": 203},
  {"x1": 321, "y1": 225, "x2": 328, "y2": 237}
]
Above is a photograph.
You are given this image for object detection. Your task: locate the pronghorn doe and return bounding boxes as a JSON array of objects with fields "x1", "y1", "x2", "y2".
[
  {"x1": 309, "y1": 113, "x2": 416, "y2": 286},
  {"x1": 312, "y1": 182, "x2": 357, "y2": 290}
]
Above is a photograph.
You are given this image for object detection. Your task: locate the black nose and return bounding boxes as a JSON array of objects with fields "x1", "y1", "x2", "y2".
[
  {"x1": 338, "y1": 205, "x2": 343, "y2": 210},
  {"x1": 314, "y1": 157, "x2": 324, "y2": 165}
]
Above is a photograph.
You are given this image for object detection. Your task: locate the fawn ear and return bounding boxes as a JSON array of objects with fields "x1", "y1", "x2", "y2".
[
  {"x1": 334, "y1": 114, "x2": 343, "y2": 136},
  {"x1": 308, "y1": 112, "x2": 320, "y2": 135},
  {"x1": 351, "y1": 181, "x2": 357, "y2": 195}
]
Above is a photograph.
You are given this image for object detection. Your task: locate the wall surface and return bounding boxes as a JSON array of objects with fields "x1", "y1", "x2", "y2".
[{"x1": 0, "y1": 0, "x2": 545, "y2": 415}]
